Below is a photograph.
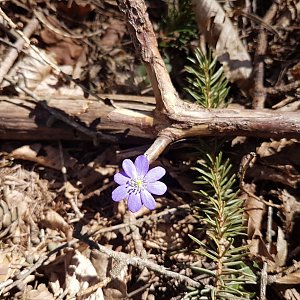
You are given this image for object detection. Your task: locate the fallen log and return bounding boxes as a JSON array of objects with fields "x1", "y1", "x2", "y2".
[{"x1": 0, "y1": 94, "x2": 300, "y2": 144}]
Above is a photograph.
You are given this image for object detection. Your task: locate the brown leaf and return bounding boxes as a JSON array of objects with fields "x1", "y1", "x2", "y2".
[
  {"x1": 248, "y1": 229, "x2": 275, "y2": 262},
  {"x1": 192, "y1": 0, "x2": 252, "y2": 87},
  {"x1": 256, "y1": 139, "x2": 298, "y2": 158},
  {"x1": 65, "y1": 250, "x2": 104, "y2": 299},
  {"x1": 11, "y1": 144, "x2": 77, "y2": 170},
  {"x1": 243, "y1": 183, "x2": 265, "y2": 238},
  {"x1": 24, "y1": 284, "x2": 54, "y2": 300},
  {"x1": 90, "y1": 249, "x2": 127, "y2": 299},
  {"x1": 9, "y1": 48, "x2": 54, "y2": 91},
  {"x1": 276, "y1": 270, "x2": 300, "y2": 284},
  {"x1": 99, "y1": 19, "x2": 126, "y2": 52},
  {"x1": 247, "y1": 164, "x2": 300, "y2": 188},
  {"x1": 276, "y1": 189, "x2": 300, "y2": 233},
  {"x1": 41, "y1": 209, "x2": 73, "y2": 240},
  {"x1": 275, "y1": 226, "x2": 288, "y2": 267},
  {"x1": 40, "y1": 25, "x2": 85, "y2": 66}
]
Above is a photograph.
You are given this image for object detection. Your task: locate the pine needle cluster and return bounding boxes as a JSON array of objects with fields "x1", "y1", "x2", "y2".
[
  {"x1": 183, "y1": 49, "x2": 255, "y2": 298},
  {"x1": 185, "y1": 151, "x2": 256, "y2": 299},
  {"x1": 185, "y1": 49, "x2": 230, "y2": 108}
]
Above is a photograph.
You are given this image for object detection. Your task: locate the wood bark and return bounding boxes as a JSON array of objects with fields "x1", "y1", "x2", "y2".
[{"x1": 1, "y1": 95, "x2": 300, "y2": 143}]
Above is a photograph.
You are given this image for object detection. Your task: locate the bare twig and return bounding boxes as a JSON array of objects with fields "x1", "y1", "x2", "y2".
[
  {"x1": 252, "y1": 3, "x2": 278, "y2": 109},
  {"x1": 144, "y1": 135, "x2": 173, "y2": 164},
  {"x1": 265, "y1": 80, "x2": 300, "y2": 95},
  {"x1": 0, "y1": 7, "x2": 60, "y2": 73},
  {"x1": 88, "y1": 205, "x2": 188, "y2": 237},
  {"x1": 117, "y1": 0, "x2": 180, "y2": 115},
  {"x1": 0, "y1": 18, "x2": 39, "y2": 85},
  {"x1": 260, "y1": 204, "x2": 273, "y2": 299},
  {"x1": 95, "y1": 242, "x2": 201, "y2": 288}
]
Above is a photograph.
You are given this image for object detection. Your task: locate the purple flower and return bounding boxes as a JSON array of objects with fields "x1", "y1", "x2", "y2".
[{"x1": 112, "y1": 155, "x2": 167, "y2": 213}]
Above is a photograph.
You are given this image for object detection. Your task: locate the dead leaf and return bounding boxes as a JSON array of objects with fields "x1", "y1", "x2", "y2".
[
  {"x1": 65, "y1": 250, "x2": 104, "y2": 299},
  {"x1": 276, "y1": 270, "x2": 300, "y2": 284},
  {"x1": 247, "y1": 164, "x2": 300, "y2": 188},
  {"x1": 41, "y1": 209, "x2": 73, "y2": 240},
  {"x1": 248, "y1": 228, "x2": 275, "y2": 263},
  {"x1": 284, "y1": 288, "x2": 300, "y2": 300},
  {"x1": 275, "y1": 226, "x2": 288, "y2": 267},
  {"x1": 99, "y1": 19, "x2": 126, "y2": 52},
  {"x1": 0, "y1": 254, "x2": 10, "y2": 282},
  {"x1": 23, "y1": 284, "x2": 54, "y2": 300},
  {"x1": 192, "y1": 0, "x2": 252, "y2": 88},
  {"x1": 256, "y1": 139, "x2": 298, "y2": 158},
  {"x1": 243, "y1": 183, "x2": 265, "y2": 238},
  {"x1": 8, "y1": 48, "x2": 54, "y2": 91},
  {"x1": 56, "y1": 1, "x2": 94, "y2": 22},
  {"x1": 276, "y1": 189, "x2": 300, "y2": 233},
  {"x1": 11, "y1": 144, "x2": 77, "y2": 170},
  {"x1": 90, "y1": 249, "x2": 127, "y2": 299}
]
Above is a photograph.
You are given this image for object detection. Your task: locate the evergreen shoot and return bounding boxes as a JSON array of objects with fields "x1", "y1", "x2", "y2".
[
  {"x1": 186, "y1": 150, "x2": 256, "y2": 299},
  {"x1": 185, "y1": 48, "x2": 230, "y2": 108}
]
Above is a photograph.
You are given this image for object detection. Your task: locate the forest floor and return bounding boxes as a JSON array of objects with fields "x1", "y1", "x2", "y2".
[{"x1": 0, "y1": 1, "x2": 300, "y2": 299}]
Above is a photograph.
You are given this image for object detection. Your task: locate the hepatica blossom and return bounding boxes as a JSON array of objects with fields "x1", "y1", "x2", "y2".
[{"x1": 112, "y1": 155, "x2": 167, "y2": 213}]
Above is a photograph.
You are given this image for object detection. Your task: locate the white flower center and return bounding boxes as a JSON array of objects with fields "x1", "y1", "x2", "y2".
[{"x1": 127, "y1": 177, "x2": 146, "y2": 194}]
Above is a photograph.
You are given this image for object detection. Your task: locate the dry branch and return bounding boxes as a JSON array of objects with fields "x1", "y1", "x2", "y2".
[
  {"x1": 0, "y1": 18, "x2": 39, "y2": 85},
  {"x1": 1, "y1": 96, "x2": 300, "y2": 142},
  {"x1": 0, "y1": 0, "x2": 299, "y2": 166},
  {"x1": 117, "y1": 0, "x2": 180, "y2": 115},
  {"x1": 252, "y1": 3, "x2": 278, "y2": 109}
]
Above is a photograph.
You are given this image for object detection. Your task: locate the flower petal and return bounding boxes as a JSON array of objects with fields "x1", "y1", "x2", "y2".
[
  {"x1": 144, "y1": 166, "x2": 166, "y2": 182},
  {"x1": 114, "y1": 172, "x2": 129, "y2": 185},
  {"x1": 122, "y1": 159, "x2": 137, "y2": 178},
  {"x1": 128, "y1": 193, "x2": 143, "y2": 213},
  {"x1": 147, "y1": 181, "x2": 167, "y2": 195},
  {"x1": 112, "y1": 185, "x2": 128, "y2": 202},
  {"x1": 134, "y1": 155, "x2": 149, "y2": 177},
  {"x1": 141, "y1": 189, "x2": 156, "y2": 210}
]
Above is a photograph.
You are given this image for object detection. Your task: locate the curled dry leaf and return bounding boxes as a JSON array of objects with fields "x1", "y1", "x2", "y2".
[
  {"x1": 275, "y1": 226, "x2": 288, "y2": 267},
  {"x1": 243, "y1": 183, "x2": 274, "y2": 261},
  {"x1": 41, "y1": 209, "x2": 73, "y2": 240},
  {"x1": 284, "y1": 288, "x2": 300, "y2": 300},
  {"x1": 0, "y1": 165, "x2": 53, "y2": 244},
  {"x1": 276, "y1": 189, "x2": 300, "y2": 234},
  {"x1": 99, "y1": 18, "x2": 126, "y2": 52},
  {"x1": 0, "y1": 249, "x2": 26, "y2": 283},
  {"x1": 65, "y1": 250, "x2": 104, "y2": 299},
  {"x1": 90, "y1": 249, "x2": 127, "y2": 299},
  {"x1": 247, "y1": 164, "x2": 300, "y2": 188},
  {"x1": 275, "y1": 270, "x2": 300, "y2": 285},
  {"x1": 7, "y1": 48, "x2": 54, "y2": 91},
  {"x1": 192, "y1": 0, "x2": 252, "y2": 88},
  {"x1": 256, "y1": 139, "x2": 298, "y2": 158},
  {"x1": 243, "y1": 183, "x2": 265, "y2": 239}
]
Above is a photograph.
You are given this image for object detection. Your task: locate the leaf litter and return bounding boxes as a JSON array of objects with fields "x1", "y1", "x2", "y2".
[{"x1": 0, "y1": 0, "x2": 300, "y2": 299}]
